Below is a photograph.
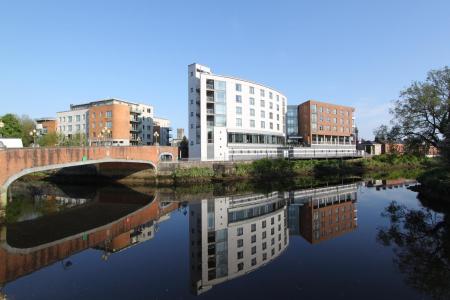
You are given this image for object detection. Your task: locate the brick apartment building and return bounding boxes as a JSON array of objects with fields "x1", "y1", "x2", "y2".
[
  {"x1": 298, "y1": 100, "x2": 355, "y2": 147},
  {"x1": 56, "y1": 98, "x2": 171, "y2": 146},
  {"x1": 35, "y1": 117, "x2": 57, "y2": 135}
]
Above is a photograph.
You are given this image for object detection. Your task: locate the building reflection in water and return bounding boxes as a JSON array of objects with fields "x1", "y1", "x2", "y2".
[
  {"x1": 189, "y1": 192, "x2": 289, "y2": 295},
  {"x1": 288, "y1": 183, "x2": 358, "y2": 244},
  {"x1": 189, "y1": 182, "x2": 359, "y2": 294}
]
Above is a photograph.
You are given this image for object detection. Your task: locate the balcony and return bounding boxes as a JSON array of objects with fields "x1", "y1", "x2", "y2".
[
  {"x1": 207, "y1": 96, "x2": 214, "y2": 103},
  {"x1": 207, "y1": 121, "x2": 214, "y2": 127},
  {"x1": 206, "y1": 83, "x2": 214, "y2": 90},
  {"x1": 206, "y1": 109, "x2": 214, "y2": 115},
  {"x1": 130, "y1": 127, "x2": 141, "y2": 133},
  {"x1": 130, "y1": 107, "x2": 141, "y2": 114}
]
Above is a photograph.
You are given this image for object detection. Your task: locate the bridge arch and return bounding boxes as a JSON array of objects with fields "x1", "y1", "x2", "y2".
[{"x1": 0, "y1": 146, "x2": 179, "y2": 209}]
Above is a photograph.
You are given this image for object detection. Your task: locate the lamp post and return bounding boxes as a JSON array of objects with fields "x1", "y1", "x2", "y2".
[
  {"x1": 101, "y1": 127, "x2": 111, "y2": 146},
  {"x1": 153, "y1": 131, "x2": 159, "y2": 146},
  {"x1": 29, "y1": 129, "x2": 38, "y2": 147}
]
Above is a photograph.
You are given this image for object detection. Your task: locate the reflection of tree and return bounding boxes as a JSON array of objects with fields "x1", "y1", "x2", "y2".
[{"x1": 377, "y1": 201, "x2": 450, "y2": 299}]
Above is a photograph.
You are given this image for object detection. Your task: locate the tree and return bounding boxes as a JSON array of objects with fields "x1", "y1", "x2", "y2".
[
  {"x1": 18, "y1": 115, "x2": 36, "y2": 146},
  {"x1": 38, "y1": 132, "x2": 59, "y2": 147},
  {"x1": 0, "y1": 114, "x2": 23, "y2": 138},
  {"x1": 373, "y1": 125, "x2": 389, "y2": 143},
  {"x1": 391, "y1": 66, "x2": 449, "y2": 151},
  {"x1": 179, "y1": 136, "x2": 189, "y2": 158}
]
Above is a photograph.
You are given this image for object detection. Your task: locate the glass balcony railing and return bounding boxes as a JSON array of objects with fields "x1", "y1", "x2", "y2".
[{"x1": 206, "y1": 109, "x2": 214, "y2": 115}]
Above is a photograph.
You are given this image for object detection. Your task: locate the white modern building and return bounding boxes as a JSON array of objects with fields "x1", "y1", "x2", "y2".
[
  {"x1": 189, "y1": 192, "x2": 289, "y2": 294},
  {"x1": 56, "y1": 108, "x2": 89, "y2": 138},
  {"x1": 188, "y1": 63, "x2": 287, "y2": 161}
]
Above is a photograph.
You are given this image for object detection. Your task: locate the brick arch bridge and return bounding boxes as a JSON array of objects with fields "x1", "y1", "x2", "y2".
[{"x1": 0, "y1": 146, "x2": 178, "y2": 208}]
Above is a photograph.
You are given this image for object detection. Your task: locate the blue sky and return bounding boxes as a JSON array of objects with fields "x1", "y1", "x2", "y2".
[{"x1": 1, "y1": 0, "x2": 449, "y2": 138}]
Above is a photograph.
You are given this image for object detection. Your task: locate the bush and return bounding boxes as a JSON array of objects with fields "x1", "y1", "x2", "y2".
[{"x1": 250, "y1": 158, "x2": 294, "y2": 179}]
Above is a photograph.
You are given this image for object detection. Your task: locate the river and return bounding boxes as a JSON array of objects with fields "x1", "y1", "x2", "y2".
[{"x1": 0, "y1": 178, "x2": 448, "y2": 300}]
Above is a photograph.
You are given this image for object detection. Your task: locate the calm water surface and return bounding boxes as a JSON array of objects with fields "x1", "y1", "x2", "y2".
[{"x1": 1, "y1": 179, "x2": 448, "y2": 300}]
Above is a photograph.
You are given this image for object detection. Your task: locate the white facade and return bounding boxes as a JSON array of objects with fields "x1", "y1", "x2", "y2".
[
  {"x1": 56, "y1": 109, "x2": 89, "y2": 137},
  {"x1": 153, "y1": 117, "x2": 171, "y2": 146},
  {"x1": 189, "y1": 192, "x2": 289, "y2": 294},
  {"x1": 188, "y1": 63, "x2": 287, "y2": 161},
  {"x1": 130, "y1": 103, "x2": 154, "y2": 145}
]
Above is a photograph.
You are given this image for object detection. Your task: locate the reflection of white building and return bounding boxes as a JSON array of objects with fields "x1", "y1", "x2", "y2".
[{"x1": 189, "y1": 192, "x2": 289, "y2": 295}]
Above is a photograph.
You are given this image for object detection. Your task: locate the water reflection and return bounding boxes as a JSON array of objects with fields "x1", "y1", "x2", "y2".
[
  {"x1": 377, "y1": 196, "x2": 450, "y2": 299},
  {"x1": 0, "y1": 182, "x2": 180, "y2": 288},
  {"x1": 1, "y1": 180, "x2": 363, "y2": 299},
  {"x1": 188, "y1": 182, "x2": 359, "y2": 294}
]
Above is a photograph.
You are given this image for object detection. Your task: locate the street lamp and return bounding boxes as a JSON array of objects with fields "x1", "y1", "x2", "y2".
[
  {"x1": 101, "y1": 127, "x2": 111, "y2": 146},
  {"x1": 29, "y1": 129, "x2": 38, "y2": 147},
  {"x1": 153, "y1": 131, "x2": 159, "y2": 146}
]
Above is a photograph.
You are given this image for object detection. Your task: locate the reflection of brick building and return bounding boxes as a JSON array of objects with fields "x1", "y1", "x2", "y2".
[
  {"x1": 300, "y1": 199, "x2": 357, "y2": 244},
  {"x1": 287, "y1": 183, "x2": 358, "y2": 244}
]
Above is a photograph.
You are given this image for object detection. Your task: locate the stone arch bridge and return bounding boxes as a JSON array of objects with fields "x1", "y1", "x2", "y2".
[{"x1": 0, "y1": 146, "x2": 178, "y2": 208}]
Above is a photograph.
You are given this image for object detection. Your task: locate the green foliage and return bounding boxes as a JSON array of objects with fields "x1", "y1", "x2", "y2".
[
  {"x1": 173, "y1": 167, "x2": 214, "y2": 179},
  {"x1": 391, "y1": 66, "x2": 449, "y2": 149},
  {"x1": 417, "y1": 166, "x2": 450, "y2": 199},
  {"x1": 19, "y1": 114, "x2": 36, "y2": 146},
  {"x1": 234, "y1": 163, "x2": 252, "y2": 176},
  {"x1": 249, "y1": 158, "x2": 294, "y2": 179},
  {"x1": 38, "y1": 132, "x2": 59, "y2": 147},
  {"x1": 58, "y1": 133, "x2": 88, "y2": 146},
  {"x1": 0, "y1": 113, "x2": 23, "y2": 138}
]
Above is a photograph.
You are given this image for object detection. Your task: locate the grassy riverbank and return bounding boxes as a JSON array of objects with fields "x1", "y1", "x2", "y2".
[
  {"x1": 416, "y1": 166, "x2": 450, "y2": 202},
  {"x1": 170, "y1": 154, "x2": 431, "y2": 183}
]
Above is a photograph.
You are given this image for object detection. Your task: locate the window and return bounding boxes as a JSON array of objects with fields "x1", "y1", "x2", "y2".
[
  {"x1": 237, "y1": 239, "x2": 243, "y2": 247},
  {"x1": 269, "y1": 112, "x2": 273, "y2": 119},
  {"x1": 261, "y1": 121, "x2": 265, "y2": 128},
  {"x1": 237, "y1": 251, "x2": 243, "y2": 259},
  {"x1": 249, "y1": 97, "x2": 255, "y2": 105},
  {"x1": 270, "y1": 122, "x2": 273, "y2": 129},
  {"x1": 250, "y1": 108, "x2": 255, "y2": 116},
  {"x1": 271, "y1": 238, "x2": 275, "y2": 245},
  {"x1": 236, "y1": 83, "x2": 242, "y2": 91},
  {"x1": 237, "y1": 227, "x2": 243, "y2": 236},
  {"x1": 271, "y1": 217, "x2": 274, "y2": 225},
  {"x1": 190, "y1": 112, "x2": 193, "y2": 117},
  {"x1": 250, "y1": 120, "x2": 255, "y2": 127},
  {"x1": 238, "y1": 262, "x2": 244, "y2": 271},
  {"x1": 277, "y1": 124, "x2": 280, "y2": 130},
  {"x1": 260, "y1": 89, "x2": 265, "y2": 97},
  {"x1": 333, "y1": 109, "x2": 337, "y2": 114},
  {"x1": 106, "y1": 111, "x2": 112, "y2": 118},
  {"x1": 263, "y1": 242, "x2": 267, "y2": 250},
  {"x1": 76, "y1": 124, "x2": 80, "y2": 131},
  {"x1": 251, "y1": 235, "x2": 256, "y2": 243},
  {"x1": 236, "y1": 107, "x2": 242, "y2": 115},
  {"x1": 269, "y1": 92, "x2": 273, "y2": 99},
  {"x1": 76, "y1": 115, "x2": 80, "y2": 122},
  {"x1": 262, "y1": 220, "x2": 266, "y2": 228},
  {"x1": 68, "y1": 116, "x2": 72, "y2": 122},
  {"x1": 236, "y1": 118, "x2": 242, "y2": 127},
  {"x1": 68, "y1": 125, "x2": 72, "y2": 131},
  {"x1": 106, "y1": 121, "x2": 112, "y2": 128},
  {"x1": 251, "y1": 257, "x2": 257, "y2": 266},
  {"x1": 333, "y1": 118, "x2": 337, "y2": 123},
  {"x1": 236, "y1": 95, "x2": 242, "y2": 103},
  {"x1": 249, "y1": 86, "x2": 255, "y2": 94},
  {"x1": 262, "y1": 231, "x2": 267, "y2": 239},
  {"x1": 251, "y1": 246, "x2": 256, "y2": 255},
  {"x1": 263, "y1": 253, "x2": 267, "y2": 261},
  {"x1": 190, "y1": 88, "x2": 193, "y2": 93},
  {"x1": 269, "y1": 102, "x2": 273, "y2": 109},
  {"x1": 260, "y1": 100, "x2": 265, "y2": 107},
  {"x1": 277, "y1": 114, "x2": 279, "y2": 121},
  {"x1": 271, "y1": 228, "x2": 275, "y2": 235},
  {"x1": 277, "y1": 104, "x2": 279, "y2": 111},
  {"x1": 251, "y1": 224, "x2": 256, "y2": 232}
]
